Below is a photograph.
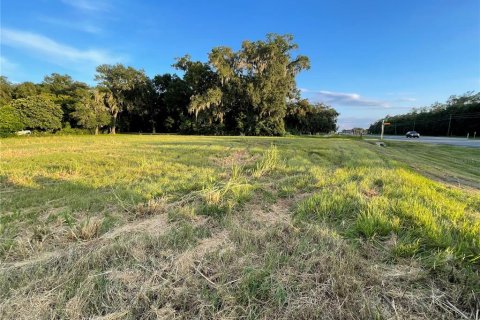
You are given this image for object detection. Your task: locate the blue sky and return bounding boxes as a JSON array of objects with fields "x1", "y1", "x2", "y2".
[{"x1": 1, "y1": 0, "x2": 479, "y2": 129}]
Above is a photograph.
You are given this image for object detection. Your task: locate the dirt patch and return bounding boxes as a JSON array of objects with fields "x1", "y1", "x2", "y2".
[
  {"x1": 210, "y1": 149, "x2": 258, "y2": 168},
  {"x1": 251, "y1": 200, "x2": 291, "y2": 226},
  {"x1": 363, "y1": 188, "x2": 379, "y2": 198},
  {"x1": 247, "y1": 194, "x2": 310, "y2": 226}
]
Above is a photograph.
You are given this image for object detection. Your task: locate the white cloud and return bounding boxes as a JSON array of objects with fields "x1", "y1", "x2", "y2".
[
  {"x1": 337, "y1": 116, "x2": 378, "y2": 130},
  {"x1": 301, "y1": 89, "x2": 417, "y2": 109},
  {"x1": 61, "y1": 0, "x2": 111, "y2": 12},
  {"x1": 397, "y1": 97, "x2": 416, "y2": 102},
  {"x1": 1, "y1": 28, "x2": 122, "y2": 66},
  {"x1": 299, "y1": 90, "x2": 419, "y2": 129},
  {"x1": 310, "y1": 90, "x2": 390, "y2": 108},
  {"x1": 39, "y1": 16, "x2": 103, "y2": 34}
]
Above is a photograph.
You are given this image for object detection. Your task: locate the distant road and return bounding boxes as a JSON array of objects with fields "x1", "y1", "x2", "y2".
[{"x1": 367, "y1": 135, "x2": 480, "y2": 148}]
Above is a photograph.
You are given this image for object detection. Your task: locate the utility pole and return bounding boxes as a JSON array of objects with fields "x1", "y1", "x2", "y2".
[
  {"x1": 380, "y1": 120, "x2": 391, "y2": 140},
  {"x1": 447, "y1": 114, "x2": 452, "y2": 136},
  {"x1": 381, "y1": 120, "x2": 385, "y2": 140}
]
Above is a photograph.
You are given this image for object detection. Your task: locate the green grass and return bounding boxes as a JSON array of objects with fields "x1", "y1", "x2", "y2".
[
  {"x1": 0, "y1": 134, "x2": 479, "y2": 319},
  {"x1": 378, "y1": 141, "x2": 480, "y2": 188}
]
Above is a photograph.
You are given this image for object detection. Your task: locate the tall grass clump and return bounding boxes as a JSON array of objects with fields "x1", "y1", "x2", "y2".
[
  {"x1": 354, "y1": 208, "x2": 399, "y2": 238},
  {"x1": 253, "y1": 144, "x2": 280, "y2": 178},
  {"x1": 295, "y1": 189, "x2": 363, "y2": 223},
  {"x1": 353, "y1": 197, "x2": 400, "y2": 238},
  {"x1": 199, "y1": 165, "x2": 255, "y2": 217}
]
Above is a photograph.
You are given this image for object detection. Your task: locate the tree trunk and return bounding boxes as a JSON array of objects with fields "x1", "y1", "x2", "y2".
[
  {"x1": 95, "y1": 126, "x2": 99, "y2": 135},
  {"x1": 110, "y1": 112, "x2": 118, "y2": 134},
  {"x1": 152, "y1": 121, "x2": 156, "y2": 134}
]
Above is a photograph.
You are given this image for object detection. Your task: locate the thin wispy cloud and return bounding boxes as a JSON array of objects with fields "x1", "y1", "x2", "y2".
[
  {"x1": 301, "y1": 89, "x2": 390, "y2": 108},
  {"x1": 386, "y1": 91, "x2": 416, "y2": 96},
  {"x1": 300, "y1": 89, "x2": 417, "y2": 110},
  {"x1": 301, "y1": 89, "x2": 417, "y2": 130},
  {"x1": 38, "y1": 16, "x2": 102, "y2": 34},
  {"x1": 0, "y1": 56, "x2": 27, "y2": 83},
  {"x1": 1, "y1": 28, "x2": 123, "y2": 66},
  {"x1": 337, "y1": 116, "x2": 378, "y2": 130},
  {"x1": 60, "y1": 0, "x2": 111, "y2": 12},
  {"x1": 396, "y1": 97, "x2": 416, "y2": 102},
  {"x1": 0, "y1": 56, "x2": 18, "y2": 74},
  {"x1": 385, "y1": 92, "x2": 417, "y2": 103}
]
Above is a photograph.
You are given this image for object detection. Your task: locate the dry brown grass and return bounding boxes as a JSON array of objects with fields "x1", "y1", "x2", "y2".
[
  {"x1": 69, "y1": 218, "x2": 103, "y2": 240},
  {"x1": 134, "y1": 198, "x2": 169, "y2": 218},
  {"x1": 1, "y1": 136, "x2": 478, "y2": 319},
  {"x1": 175, "y1": 230, "x2": 232, "y2": 276},
  {"x1": 1, "y1": 199, "x2": 477, "y2": 319},
  {"x1": 210, "y1": 149, "x2": 258, "y2": 168}
]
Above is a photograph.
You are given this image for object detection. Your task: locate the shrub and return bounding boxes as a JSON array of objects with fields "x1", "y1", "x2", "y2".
[
  {"x1": 10, "y1": 95, "x2": 63, "y2": 131},
  {"x1": 0, "y1": 105, "x2": 23, "y2": 135},
  {"x1": 57, "y1": 123, "x2": 91, "y2": 135}
]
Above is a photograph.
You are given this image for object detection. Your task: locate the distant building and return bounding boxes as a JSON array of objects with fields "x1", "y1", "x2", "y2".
[
  {"x1": 339, "y1": 128, "x2": 366, "y2": 135},
  {"x1": 352, "y1": 128, "x2": 367, "y2": 135}
]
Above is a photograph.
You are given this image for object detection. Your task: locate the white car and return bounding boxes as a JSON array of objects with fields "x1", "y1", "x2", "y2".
[{"x1": 16, "y1": 130, "x2": 32, "y2": 135}]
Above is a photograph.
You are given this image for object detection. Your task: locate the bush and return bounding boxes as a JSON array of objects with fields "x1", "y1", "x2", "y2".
[
  {"x1": 0, "y1": 105, "x2": 23, "y2": 135},
  {"x1": 57, "y1": 123, "x2": 91, "y2": 135},
  {"x1": 10, "y1": 95, "x2": 63, "y2": 131}
]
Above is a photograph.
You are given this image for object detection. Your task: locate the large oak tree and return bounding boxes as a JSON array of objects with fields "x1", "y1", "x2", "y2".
[
  {"x1": 95, "y1": 64, "x2": 149, "y2": 134},
  {"x1": 175, "y1": 34, "x2": 310, "y2": 135}
]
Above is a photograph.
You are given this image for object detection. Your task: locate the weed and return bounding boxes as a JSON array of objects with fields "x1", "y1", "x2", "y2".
[
  {"x1": 70, "y1": 218, "x2": 103, "y2": 240},
  {"x1": 253, "y1": 144, "x2": 280, "y2": 178}
]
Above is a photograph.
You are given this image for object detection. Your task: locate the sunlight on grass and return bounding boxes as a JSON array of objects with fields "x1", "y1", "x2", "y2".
[
  {"x1": 1, "y1": 134, "x2": 479, "y2": 319},
  {"x1": 1, "y1": 135, "x2": 478, "y2": 266}
]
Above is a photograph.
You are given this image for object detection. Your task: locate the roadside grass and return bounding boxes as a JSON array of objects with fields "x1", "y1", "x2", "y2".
[
  {"x1": 295, "y1": 166, "x2": 479, "y2": 267},
  {"x1": 376, "y1": 141, "x2": 480, "y2": 188},
  {"x1": 0, "y1": 135, "x2": 479, "y2": 319}
]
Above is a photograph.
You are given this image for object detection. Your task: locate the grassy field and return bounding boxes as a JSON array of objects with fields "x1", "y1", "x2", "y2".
[
  {"x1": 379, "y1": 141, "x2": 480, "y2": 189},
  {"x1": 1, "y1": 135, "x2": 479, "y2": 319}
]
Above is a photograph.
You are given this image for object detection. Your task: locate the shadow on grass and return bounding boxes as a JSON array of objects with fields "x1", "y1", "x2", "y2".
[{"x1": 0, "y1": 176, "x2": 146, "y2": 259}]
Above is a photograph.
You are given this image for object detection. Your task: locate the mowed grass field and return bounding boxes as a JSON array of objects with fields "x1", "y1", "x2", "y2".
[{"x1": 1, "y1": 135, "x2": 479, "y2": 319}]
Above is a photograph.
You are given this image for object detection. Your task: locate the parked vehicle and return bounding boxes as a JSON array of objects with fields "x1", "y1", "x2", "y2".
[
  {"x1": 16, "y1": 130, "x2": 32, "y2": 135},
  {"x1": 406, "y1": 131, "x2": 420, "y2": 138}
]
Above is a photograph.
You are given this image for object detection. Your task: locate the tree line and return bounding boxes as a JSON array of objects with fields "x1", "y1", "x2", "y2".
[
  {"x1": 368, "y1": 92, "x2": 480, "y2": 136},
  {"x1": 0, "y1": 34, "x2": 338, "y2": 136}
]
